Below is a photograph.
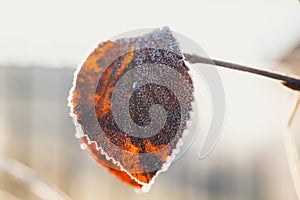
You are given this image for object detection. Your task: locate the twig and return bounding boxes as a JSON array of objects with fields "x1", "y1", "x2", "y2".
[
  {"x1": 184, "y1": 53, "x2": 300, "y2": 91},
  {"x1": 289, "y1": 94, "x2": 300, "y2": 127},
  {"x1": 286, "y1": 94, "x2": 300, "y2": 200},
  {"x1": 284, "y1": 125, "x2": 300, "y2": 200}
]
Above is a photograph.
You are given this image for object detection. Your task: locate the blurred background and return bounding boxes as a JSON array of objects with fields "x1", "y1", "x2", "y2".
[{"x1": 0, "y1": 0, "x2": 300, "y2": 199}]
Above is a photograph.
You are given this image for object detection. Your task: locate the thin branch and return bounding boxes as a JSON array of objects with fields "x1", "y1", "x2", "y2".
[
  {"x1": 184, "y1": 53, "x2": 300, "y2": 91},
  {"x1": 284, "y1": 125, "x2": 300, "y2": 200},
  {"x1": 289, "y1": 94, "x2": 300, "y2": 127}
]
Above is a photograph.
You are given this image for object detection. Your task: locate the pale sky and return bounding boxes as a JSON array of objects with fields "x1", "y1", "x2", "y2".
[{"x1": 0, "y1": 0, "x2": 299, "y2": 67}]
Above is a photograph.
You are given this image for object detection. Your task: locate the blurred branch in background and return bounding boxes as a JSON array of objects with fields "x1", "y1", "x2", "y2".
[
  {"x1": 0, "y1": 156, "x2": 70, "y2": 200},
  {"x1": 284, "y1": 122, "x2": 300, "y2": 200}
]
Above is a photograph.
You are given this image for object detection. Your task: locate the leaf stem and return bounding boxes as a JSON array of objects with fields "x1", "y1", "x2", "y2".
[{"x1": 184, "y1": 53, "x2": 300, "y2": 91}]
